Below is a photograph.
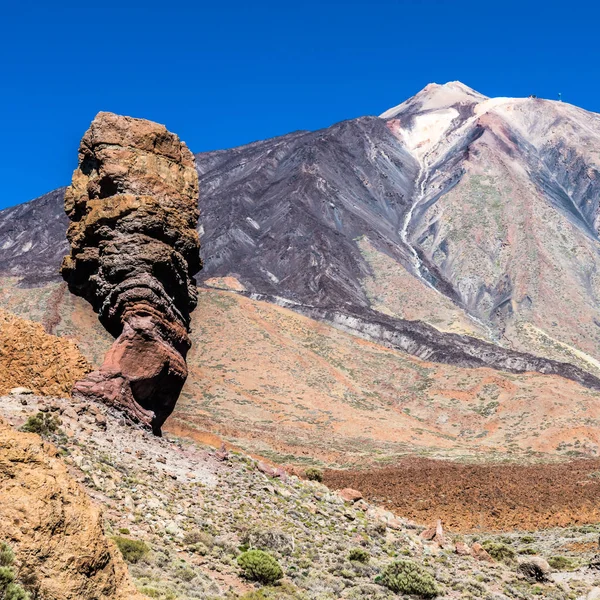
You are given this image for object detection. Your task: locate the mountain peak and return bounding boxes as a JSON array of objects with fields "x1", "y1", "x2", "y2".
[{"x1": 380, "y1": 81, "x2": 487, "y2": 119}]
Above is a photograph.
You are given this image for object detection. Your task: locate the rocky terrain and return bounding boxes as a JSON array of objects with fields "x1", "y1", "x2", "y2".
[
  {"x1": 61, "y1": 112, "x2": 201, "y2": 434},
  {"x1": 3, "y1": 392, "x2": 600, "y2": 600},
  {"x1": 0, "y1": 412, "x2": 144, "y2": 599}
]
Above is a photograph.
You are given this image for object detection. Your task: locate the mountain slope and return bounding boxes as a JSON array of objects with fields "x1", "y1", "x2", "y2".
[{"x1": 3, "y1": 82, "x2": 600, "y2": 383}]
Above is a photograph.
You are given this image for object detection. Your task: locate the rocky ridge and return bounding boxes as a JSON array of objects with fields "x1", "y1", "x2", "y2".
[{"x1": 61, "y1": 112, "x2": 201, "y2": 434}]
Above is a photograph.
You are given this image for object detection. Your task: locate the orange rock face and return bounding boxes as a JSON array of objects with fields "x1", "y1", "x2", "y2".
[
  {"x1": 0, "y1": 308, "x2": 90, "y2": 396},
  {"x1": 0, "y1": 418, "x2": 145, "y2": 599},
  {"x1": 61, "y1": 112, "x2": 200, "y2": 434}
]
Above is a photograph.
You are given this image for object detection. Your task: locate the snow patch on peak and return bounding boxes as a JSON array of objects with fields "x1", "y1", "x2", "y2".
[
  {"x1": 380, "y1": 81, "x2": 487, "y2": 119},
  {"x1": 389, "y1": 108, "x2": 459, "y2": 159}
]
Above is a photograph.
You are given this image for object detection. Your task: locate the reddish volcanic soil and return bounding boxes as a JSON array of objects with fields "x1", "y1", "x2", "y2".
[{"x1": 324, "y1": 458, "x2": 600, "y2": 532}]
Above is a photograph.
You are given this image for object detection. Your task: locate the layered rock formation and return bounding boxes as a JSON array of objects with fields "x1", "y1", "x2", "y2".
[
  {"x1": 0, "y1": 418, "x2": 145, "y2": 600},
  {"x1": 61, "y1": 112, "x2": 200, "y2": 434}
]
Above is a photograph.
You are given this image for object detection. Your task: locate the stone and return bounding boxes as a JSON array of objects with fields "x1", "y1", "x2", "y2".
[
  {"x1": 256, "y1": 461, "x2": 286, "y2": 478},
  {"x1": 61, "y1": 112, "x2": 201, "y2": 435},
  {"x1": 587, "y1": 588, "x2": 600, "y2": 600},
  {"x1": 472, "y1": 543, "x2": 495, "y2": 562},
  {"x1": 95, "y1": 413, "x2": 107, "y2": 429},
  {"x1": 63, "y1": 406, "x2": 79, "y2": 421},
  {"x1": 455, "y1": 541, "x2": 472, "y2": 555},
  {"x1": 9, "y1": 387, "x2": 33, "y2": 395},
  {"x1": 338, "y1": 488, "x2": 363, "y2": 503},
  {"x1": 517, "y1": 556, "x2": 551, "y2": 582}
]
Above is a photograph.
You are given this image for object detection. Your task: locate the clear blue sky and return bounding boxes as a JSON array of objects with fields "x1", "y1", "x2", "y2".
[{"x1": 1, "y1": 0, "x2": 597, "y2": 209}]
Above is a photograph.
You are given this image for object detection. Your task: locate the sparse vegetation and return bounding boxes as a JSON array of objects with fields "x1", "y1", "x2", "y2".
[
  {"x1": 376, "y1": 559, "x2": 439, "y2": 597},
  {"x1": 112, "y1": 536, "x2": 149, "y2": 564},
  {"x1": 20, "y1": 411, "x2": 61, "y2": 437},
  {"x1": 547, "y1": 555, "x2": 580, "y2": 571},
  {"x1": 237, "y1": 550, "x2": 283, "y2": 584}
]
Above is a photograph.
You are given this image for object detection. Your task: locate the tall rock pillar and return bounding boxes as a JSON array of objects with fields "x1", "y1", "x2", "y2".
[{"x1": 61, "y1": 112, "x2": 201, "y2": 434}]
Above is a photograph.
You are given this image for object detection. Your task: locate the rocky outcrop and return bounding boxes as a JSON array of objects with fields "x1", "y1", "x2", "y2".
[
  {"x1": 0, "y1": 418, "x2": 145, "y2": 599},
  {"x1": 0, "y1": 308, "x2": 91, "y2": 396},
  {"x1": 61, "y1": 112, "x2": 200, "y2": 434}
]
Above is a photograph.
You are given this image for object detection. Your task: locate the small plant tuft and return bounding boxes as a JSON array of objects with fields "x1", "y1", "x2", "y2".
[
  {"x1": 112, "y1": 536, "x2": 149, "y2": 564},
  {"x1": 237, "y1": 549, "x2": 283, "y2": 584},
  {"x1": 376, "y1": 559, "x2": 438, "y2": 598},
  {"x1": 0, "y1": 543, "x2": 29, "y2": 600},
  {"x1": 348, "y1": 548, "x2": 370, "y2": 563},
  {"x1": 304, "y1": 467, "x2": 323, "y2": 482},
  {"x1": 0, "y1": 544, "x2": 14, "y2": 568}
]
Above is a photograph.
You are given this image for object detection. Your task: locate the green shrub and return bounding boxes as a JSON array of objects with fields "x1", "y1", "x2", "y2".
[
  {"x1": 0, "y1": 566, "x2": 15, "y2": 587},
  {"x1": 304, "y1": 467, "x2": 323, "y2": 482},
  {"x1": 0, "y1": 544, "x2": 14, "y2": 568},
  {"x1": 481, "y1": 540, "x2": 516, "y2": 564},
  {"x1": 520, "y1": 535, "x2": 536, "y2": 544},
  {"x1": 20, "y1": 412, "x2": 61, "y2": 437},
  {"x1": 547, "y1": 556, "x2": 580, "y2": 571},
  {"x1": 4, "y1": 583, "x2": 30, "y2": 600},
  {"x1": 182, "y1": 530, "x2": 214, "y2": 548},
  {"x1": 112, "y1": 536, "x2": 149, "y2": 563},
  {"x1": 0, "y1": 543, "x2": 29, "y2": 600},
  {"x1": 348, "y1": 548, "x2": 370, "y2": 563},
  {"x1": 237, "y1": 550, "x2": 283, "y2": 584},
  {"x1": 175, "y1": 565, "x2": 196, "y2": 582},
  {"x1": 118, "y1": 528, "x2": 131, "y2": 535},
  {"x1": 376, "y1": 559, "x2": 439, "y2": 598}
]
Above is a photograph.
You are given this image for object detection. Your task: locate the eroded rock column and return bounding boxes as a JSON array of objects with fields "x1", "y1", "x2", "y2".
[{"x1": 61, "y1": 112, "x2": 201, "y2": 434}]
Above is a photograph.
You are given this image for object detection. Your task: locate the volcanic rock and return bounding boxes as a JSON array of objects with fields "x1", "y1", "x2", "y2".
[
  {"x1": 517, "y1": 556, "x2": 551, "y2": 582},
  {"x1": 471, "y1": 542, "x2": 495, "y2": 562},
  {"x1": 61, "y1": 112, "x2": 200, "y2": 434},
  {"x1": 0, "y1": 308, "x2": 91, "y2": 397},
  {"x1": 0, "y1": 418, "x2": 144, "y2": 599},
  {"x1": 338, "y1": 488, "x2": 364, "y2": 503}
]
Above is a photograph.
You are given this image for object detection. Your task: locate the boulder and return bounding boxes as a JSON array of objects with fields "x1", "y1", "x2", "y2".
[
  {"x1": 9, "y1": 387, "x2": 33, "y2": 395},
  {"x1": 61, "y1": 112, "x2": 201, "y2": 434},
  {"x1": 420, "y1": 519, "x2": 446, "y2": 546},
  {"x1": 455, "y1": 541, "x2": 472, "y2": 556},
  {"x1": 0, "y1": 309, "x2": 90, "y2": 398},
  {"x1": 517, "y1": 556, "x2": 551, "y2": 582},
  {"x1": 338, "y1": 488, "x2": 363, "y2": 503},
  {"x1": 471, "y1": 542, "x2": 495, "y2": 562}
]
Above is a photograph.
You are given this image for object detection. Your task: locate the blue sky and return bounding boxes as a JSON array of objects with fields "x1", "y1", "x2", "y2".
[{"x1": 0, "y1": 0, "x2": 598, "y2": 209}]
